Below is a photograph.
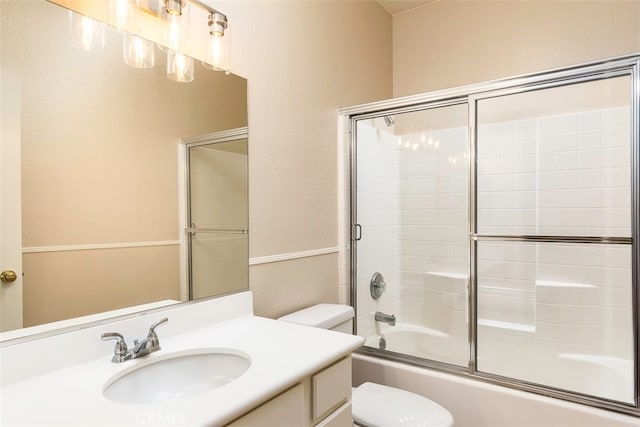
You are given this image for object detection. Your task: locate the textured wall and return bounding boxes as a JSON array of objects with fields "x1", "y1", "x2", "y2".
[
  {"x1": 215, "y1": 0, "x2": 393, "y2": 317},
  {"x1": 393, "y1": 0, "x2": 640, "y2": 96}
]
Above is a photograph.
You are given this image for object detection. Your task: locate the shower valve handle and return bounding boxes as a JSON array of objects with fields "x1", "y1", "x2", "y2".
[{"x1": 370, "y1": 272, "x2": 386, "y2": 300}]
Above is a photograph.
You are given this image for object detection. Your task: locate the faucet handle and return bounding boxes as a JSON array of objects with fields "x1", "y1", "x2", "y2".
[
  {"x1": 101, "y1": 332, "x2": 128, "y2": 362},
  {"x1": 102, "y1": 332, "x2": 126, "y2": 346},
  {"x1": 147, "y1": 317, "x2": 168, "y2": 339}
]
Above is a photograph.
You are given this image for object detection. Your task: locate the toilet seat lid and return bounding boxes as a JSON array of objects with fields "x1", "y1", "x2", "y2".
[{"x1": 352, "y1": 382, "x2": 453, "y2": 427}]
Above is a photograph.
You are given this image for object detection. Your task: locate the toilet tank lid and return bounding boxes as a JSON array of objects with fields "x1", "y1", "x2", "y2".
[{"x1": 278, "y1": 303, "x2": 354, "y2": 329}]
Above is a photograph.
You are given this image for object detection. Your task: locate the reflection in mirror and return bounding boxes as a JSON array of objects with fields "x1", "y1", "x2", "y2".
[
  {"x1": 185, "y1": 132, "x2": 248, "y2": 299},
  {"x1": 0, "y1": 0, "x2": 248, "y2": 337}
]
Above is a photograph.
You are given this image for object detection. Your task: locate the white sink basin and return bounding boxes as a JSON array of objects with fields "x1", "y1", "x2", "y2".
[{"x1": 103, "y1": 348, "x2": 251, "y2": 404}]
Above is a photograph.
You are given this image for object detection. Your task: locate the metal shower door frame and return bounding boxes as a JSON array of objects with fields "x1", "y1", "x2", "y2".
[
  {"x1": 182, "y1": 127, "x2": 249, "y2": 301},
  {"x1": 342, "y1": 53, "x2": 640, "y2": 416}
]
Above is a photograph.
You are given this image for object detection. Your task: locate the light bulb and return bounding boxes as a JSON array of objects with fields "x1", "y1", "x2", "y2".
[
  {"x1": 159, "y1": 0, "x2": 189, "y2": 52},
  {"x1": 123, "y1": 34, "x2": 154, "y2": 69},
  {"x1": 210, "y1": 35, "x2": 223, "y2": 67},
  {"x1": 202, "y1": 12, "x2": 230, "y2": 72},
  {"x1": 109, "y1": 0, "x2": 138, "y2": 32},
  {"x1": 167, "y1": 51, "x2": 194, "y2": 83},
  {"x1": 68, "y1": 11, "x2": 105, "y2": 51},
  {"x1": 202, "y1": 34, "x2": 226, "y2": 71},
  {"x1": 166, "y1": 14, "x2": 181, "y2": 50}
]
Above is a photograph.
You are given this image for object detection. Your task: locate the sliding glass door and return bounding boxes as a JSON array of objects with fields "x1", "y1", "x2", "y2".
[
  {"x1": 349, "y1": 55, "x2": 639, "y2": 412},
  {"x1": 353, "y1": 102, "x2": 470, "y2": 367},
  {"x1": 472, "y1": 75, "x2": 634, "y2": 403}
]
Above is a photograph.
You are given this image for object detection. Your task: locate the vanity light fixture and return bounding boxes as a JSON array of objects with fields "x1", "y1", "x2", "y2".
[
  {"x1": 201, "y1": 11, "x2": 229, "y2": 73},
  {"x1": 68, "y1": 0, "x2": 230, "y2": 82},
  {"x1": 165, "y1": 0, "x2": 185, "y2": 16},
  {"x1": 68, "y1": 11, "x2": 106, "y2": 51},
  {"x1": 158, "y1": 0, "x2": 189, "y2": 53},
  {"x1": 123, "y1": 34, "x2": 155, "y2": 69}
]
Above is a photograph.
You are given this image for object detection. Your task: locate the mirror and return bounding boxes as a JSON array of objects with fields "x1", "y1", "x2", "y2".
[{"x1": 0, "y1": 0, "x2": 248, "y2": 338}]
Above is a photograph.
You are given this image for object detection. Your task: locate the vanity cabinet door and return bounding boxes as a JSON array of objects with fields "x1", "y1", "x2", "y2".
[
  {"x1": 312, "y1": 357, "x2": 352, "y2": 423},
  {"x1": 225, "y1": 384, "x2": 305, "y2": 427},
  {"x1": 315, "y1": 402, "x2": 352, "y2": 427},
  {"x1": 224, "y1": 356, "x2": 353, "y2": 427}
]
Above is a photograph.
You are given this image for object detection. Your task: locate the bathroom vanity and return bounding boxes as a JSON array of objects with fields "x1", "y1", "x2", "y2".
[
  {"x1": 226, "y1": 356, "x2": 353, "y2": 426},
  {"x1": 0, "y1": 292, "x2": 363, "y2": 426}
]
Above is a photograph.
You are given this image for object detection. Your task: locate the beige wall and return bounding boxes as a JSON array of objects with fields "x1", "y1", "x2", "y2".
[
  {"x1": 23, "y1": 247, "x2": 179, "y2": 327},
  {"x1": 393, "y1": 0, "x2": 640, "y2": 96},
  {"x1": 215, "y1": 0, "x2": 393, "y2": 317}
]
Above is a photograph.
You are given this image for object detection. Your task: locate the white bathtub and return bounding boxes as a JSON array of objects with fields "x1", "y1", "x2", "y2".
[
  {"x1": 365, "y1": 322, "x2": 468, "y2": 366},
  {"x1": 360, "y1": 322, "x2": 636, "y2": 422},
  {"x1": 352, "y1": 353, "x2": 639, "y2": 427},
  {"x1": 476, "y1": 335, "x2": 634, "y2": 404}
]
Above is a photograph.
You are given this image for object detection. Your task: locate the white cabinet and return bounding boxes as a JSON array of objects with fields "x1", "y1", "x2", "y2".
[
  {"x1": 311, "y1": 357, "x2": 352, "y2": 423},
  {"x1": 225, "y1": 384, "x2": 306, "y2": 427},
  {"x1": 315, "y1": 402, "x2": 352, "y2": 427},
  {"x1": 226, "y1": 356, "x2": 353, "y2": 427}
]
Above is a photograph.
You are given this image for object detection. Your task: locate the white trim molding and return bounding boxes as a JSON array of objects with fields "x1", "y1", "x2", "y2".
[
  {"x1": 249, "y1": 247, "x2": 339, "y2": 266},
  {"x1": 22, "y1": 240, "x2": 180, "y2": 254}
]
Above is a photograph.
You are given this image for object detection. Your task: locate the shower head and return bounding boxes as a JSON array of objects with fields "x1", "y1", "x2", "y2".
[{"x1": 383, "y1": 116, "x2": 394, "y2": 127}]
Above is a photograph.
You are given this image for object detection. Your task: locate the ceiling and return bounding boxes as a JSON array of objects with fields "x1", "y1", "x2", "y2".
[{"x1": 377, "y1": 0, "x2": 435, "y2": 15}]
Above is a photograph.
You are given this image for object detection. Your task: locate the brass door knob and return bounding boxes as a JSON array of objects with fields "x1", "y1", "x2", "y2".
[{"x1": 1, "y1": 270, "x2": 17, "y2": 283}]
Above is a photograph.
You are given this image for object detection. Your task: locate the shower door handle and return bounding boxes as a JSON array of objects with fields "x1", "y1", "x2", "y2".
[{"x1": 353, "y1": 224, "x2": 362, "y2": 241}]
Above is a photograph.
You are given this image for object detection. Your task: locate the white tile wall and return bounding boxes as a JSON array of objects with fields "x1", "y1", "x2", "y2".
[
  {"x1": 476, "y1": 106, "x2": 633, "y2": 400},
  {"x1": 396, "y1": 126, "x2": 469, "y2": 347},
  {"x1": 354, "y1": 120, "x2": 469, "y2": 364},
  {"x1": 338, "y1": 116, "x2": 354, "y2": 306},
  {"x1": 477, "y1": 106, "x2": 631, "y2": 237},
  {"x1": 355, "y1": 121, "x2": 401, "y2": 338}
]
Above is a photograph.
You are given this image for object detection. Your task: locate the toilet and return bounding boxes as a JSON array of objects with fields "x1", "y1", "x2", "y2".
[{"x1": 278, "y1": 304, "x2": 454, "y2": 427}]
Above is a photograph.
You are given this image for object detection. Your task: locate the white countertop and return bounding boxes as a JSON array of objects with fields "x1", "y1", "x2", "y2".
[{"x1": 0, "y1": 292, "x2": 364, "y2": 426}]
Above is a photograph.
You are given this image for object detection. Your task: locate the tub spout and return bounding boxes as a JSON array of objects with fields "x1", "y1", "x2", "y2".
[{"x1": 375, "y1": 311, "x2": 396, "y2": 326}]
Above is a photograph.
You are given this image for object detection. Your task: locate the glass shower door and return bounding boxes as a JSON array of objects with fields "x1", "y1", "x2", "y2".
[
  {"x1": 353, "y1": 103, "x2": 470, "y2": 367},
  {"x1": 187, "y1": 137, "x2": 248, "y2": 300},
  {"x1": 473, "y1": 76, "x2": 634, "y2": 403},
  {"x1": 348, "y1": 55, "x2": 640, "y2": 413}
]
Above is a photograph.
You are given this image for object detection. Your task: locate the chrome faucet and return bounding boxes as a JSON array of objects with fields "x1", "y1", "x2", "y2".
[
  {"x1": 101, "y1": 317, "x2": 168, "y2": 363},
  {"x1": 375, "y1": 311, "x2": 396, "y2": 326}
]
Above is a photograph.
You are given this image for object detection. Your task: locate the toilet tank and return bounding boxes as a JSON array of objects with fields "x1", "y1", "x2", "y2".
[{"x1": 278, "y1": 303, "x2": 354, "y2": 333}]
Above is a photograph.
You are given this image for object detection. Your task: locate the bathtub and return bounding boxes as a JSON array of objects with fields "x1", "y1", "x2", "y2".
[
  {"x1": 360, "y1": 322, "x2": 636, "y2": 424},
  {"x1": 352, "y1": 353, "x2": 639, "y2": 427},
  {"x1": 365, "y1": 322, "x2": 468, "y2": 366}
]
